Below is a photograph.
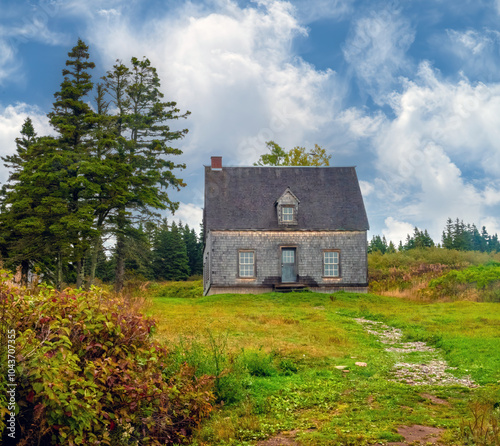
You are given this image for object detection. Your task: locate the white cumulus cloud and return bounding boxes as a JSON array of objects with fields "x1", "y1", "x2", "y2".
[
  {"x1": 381, "y1": 217, "x2": 415, "y2": 246},
  {"x1": 168, "y1": 202, "x2": 204, "y2": 234},
  {"x1": 83, "y1": 0, "x2": 341, "y2": 169},
  {"x1": 368, "y1": 62, "x2": 500, "y2": 239}
]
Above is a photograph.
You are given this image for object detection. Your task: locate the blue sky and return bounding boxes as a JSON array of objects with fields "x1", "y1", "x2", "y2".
[{"x1": 1, "y1": 0, "x2": 500, "y2": 244}]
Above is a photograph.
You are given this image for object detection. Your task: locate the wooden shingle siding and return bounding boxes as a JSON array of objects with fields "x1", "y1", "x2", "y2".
[{"x1": 204, "y1": 230, "x2": 367, "y2": 295}]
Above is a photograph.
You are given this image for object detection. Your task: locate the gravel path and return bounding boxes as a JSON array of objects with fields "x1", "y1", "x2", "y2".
[{"x1": 354, "y1": 318, "x2": 477, "y2": 387}]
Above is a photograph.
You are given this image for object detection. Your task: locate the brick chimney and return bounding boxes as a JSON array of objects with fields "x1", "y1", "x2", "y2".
[{"x1": 211, "y1": 156, "x2": 222, "y2": 170}]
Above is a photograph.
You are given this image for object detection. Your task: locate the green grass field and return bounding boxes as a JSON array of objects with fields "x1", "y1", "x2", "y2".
[{"x1": 147, "y1": 283, "x2": 500, "y2": 445}]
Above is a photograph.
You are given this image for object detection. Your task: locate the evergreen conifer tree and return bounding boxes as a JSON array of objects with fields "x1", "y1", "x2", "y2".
[
  {"x1": 0, "y1": 118, "x2": 44, "y2": 285},
  {"x1": 122, "y1": 223, "x2": 154, "y2": 280},
  {"x1": 47, "y1": 38, "x2": 97, "y2": 288},
  {"x1": 152, "y1": 220, "x2": 190, "y2": 281},
  {"x1": 182, "y1": 224, "x2": 203, "y2": 276},
  {"x1": 103, "y1": 58, "x2": 189, "y2": 291},
  {"x1": 1, "y1": 42, "x2": 191, "y2": 288}
]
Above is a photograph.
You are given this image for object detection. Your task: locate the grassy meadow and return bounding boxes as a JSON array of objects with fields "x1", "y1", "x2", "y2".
[{"x1": 145, "y1": 268, "x2": 500, "y2": 445}]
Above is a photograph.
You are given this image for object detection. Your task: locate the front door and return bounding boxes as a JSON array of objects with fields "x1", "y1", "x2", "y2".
[{"x1": 281, "y1": 248, "x2": 297, "y2": 283}]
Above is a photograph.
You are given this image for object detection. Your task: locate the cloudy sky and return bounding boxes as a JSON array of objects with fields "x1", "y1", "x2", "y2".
[{"x1": 1, "y1": 0, "x2": 500, "y2": 244}]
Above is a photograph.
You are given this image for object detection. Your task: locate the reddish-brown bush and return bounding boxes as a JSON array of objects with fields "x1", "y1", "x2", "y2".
[{"x1": 0, "y1": 272, "x2": 214, "y2": 445}]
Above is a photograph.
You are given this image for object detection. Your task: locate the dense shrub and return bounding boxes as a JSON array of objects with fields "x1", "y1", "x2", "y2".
[
  {"x1": 0, "y1": 272, "x2": 214, "y2": 445},
  {"x1": 428, "y1": 261, "x2": 500, "y2": 301},
  {"x1": 165, "y1": 333, "x2": 291, "y2": 407},
  {"x1": 369, "y1": 248, "x2": 499, "y2": 272},
  {"x1": 151, "y1": 280, "x2": 203, "y2": 299},
  {"x1": 430, "y1": 261, "x2": 500, "y2": 289},
  {"x1": 368, "y1": 248, "x2": 500, "y2": 296}
]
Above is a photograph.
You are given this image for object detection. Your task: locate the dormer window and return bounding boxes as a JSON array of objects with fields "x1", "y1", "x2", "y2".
[
  {"x1": 276, "y1": 187, "x2": 299, "y2": 225},
  {"x1": 281, "y1": 205, "x2": 295, "y2": 222}
]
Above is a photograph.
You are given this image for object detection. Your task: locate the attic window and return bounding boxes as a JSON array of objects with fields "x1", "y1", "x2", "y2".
[
  {"x1": 276, "y1": 187, "x2": 299, "y2": 226},
  {"x1": 282, "y1": 206, "x2": 294, "y2": 222}
]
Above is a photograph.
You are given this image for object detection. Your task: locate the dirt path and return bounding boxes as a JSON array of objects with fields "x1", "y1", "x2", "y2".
[
  {"x1": 257, "y1": 425, "x2": 447, "y2": 446},
  {"x1": 354, "y1": 317, "x2": 477, "y2": 387},
  {"x1": 385, "y1": 425, "x2": 445, "y2": 445},
  {"x1": 259, "y1": 318, "x2": 477, "y2": 446}
]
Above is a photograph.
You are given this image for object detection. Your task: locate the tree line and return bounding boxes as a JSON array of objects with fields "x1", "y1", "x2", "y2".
[
  {"x1": 92, "y1": 219, "x2": 203, "y2": 283},
  {"x1": 0, "y1": 39, "x2": 190, "y2": 290},
  {"x1": 368, "y1": 218, "x2": 500, "y2": 254}
]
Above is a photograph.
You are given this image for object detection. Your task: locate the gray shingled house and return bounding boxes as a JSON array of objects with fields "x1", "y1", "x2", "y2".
[{"x1": 203, "y1": 156, "x2": 369, "y2": 296}]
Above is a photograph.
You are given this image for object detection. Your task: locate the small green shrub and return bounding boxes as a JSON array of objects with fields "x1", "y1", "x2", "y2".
[
  {"x1": 0, "y1": 273, "x2": 214, "y2": 445},
  {"x1": 278, "y1": 358, "x2": 298, "y2": 376},
  {"x1": 241, "y1": 350, "x2": 277, "y2": 377},
  {"x1": 153, "y1": 280, "x2": 203, "y2": 298},
  {"x1": 167, "y1": 332, "x2": 252, "y2": 406}
]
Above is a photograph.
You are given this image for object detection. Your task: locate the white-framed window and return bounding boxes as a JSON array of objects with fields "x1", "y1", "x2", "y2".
[
  {"x1": 239, "y1": 251, "x2": 255, "y2": 277},
  {"x1": 323, "y1": 251, "x2": 339, "y2": 277},
  {"x1": 282, "y1": 206, "x2": 295, "y2": 222}
]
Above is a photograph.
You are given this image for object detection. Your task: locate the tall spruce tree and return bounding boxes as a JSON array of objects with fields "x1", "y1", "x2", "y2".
[
  {"x1": 442, "y1": 218, "x2": 454, "y2": 249},
  {"x1": 84, "y1": 82, "x2": 134, "y2": 288},
  {"x1": 103, "y1": 57, "x2": 189, "y2": 291},
  {"x1": 1, "y1": 41, "x2": 99, "y2": 289},
  {"x1": 47, "y1": 38, "x2": 97, "y2": 288},
  {"x1": 1, "y1": 129, "x2": 74, "y2": 287},
  {"x1": 122, "y1": 223, "x2": 154, "y2": 280}
]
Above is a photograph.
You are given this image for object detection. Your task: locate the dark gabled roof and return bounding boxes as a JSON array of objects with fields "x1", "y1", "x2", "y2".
[{"x1": 204, "y1": 165, "x2": 369, "y2": 231}]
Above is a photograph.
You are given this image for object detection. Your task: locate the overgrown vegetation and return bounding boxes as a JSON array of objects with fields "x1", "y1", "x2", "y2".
[
  {"x1": 369, "y1": 247, "x2": 500, "y2": 300},
  {"x1": 427, "y1": 261, "x2": 500, "y2": 302},
  {"x1": 459, "y1": 388, "x2": 500, "y2": 446},
  {"x1": 149, "y1": 280, "x2": 203, "y2": 299},
  {"x1": 0, "y1": 272, "x2": 214, "y2": 445}
]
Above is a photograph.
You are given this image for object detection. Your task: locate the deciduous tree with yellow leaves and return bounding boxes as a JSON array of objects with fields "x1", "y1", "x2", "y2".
[{"x1": 254, "y1": 140, "x2": 331, "y2": 166}]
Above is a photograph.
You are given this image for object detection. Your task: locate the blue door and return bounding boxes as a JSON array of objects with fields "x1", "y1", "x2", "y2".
[{"x1": 281, "y1": 248, "x2": 297, "y2": 282}]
